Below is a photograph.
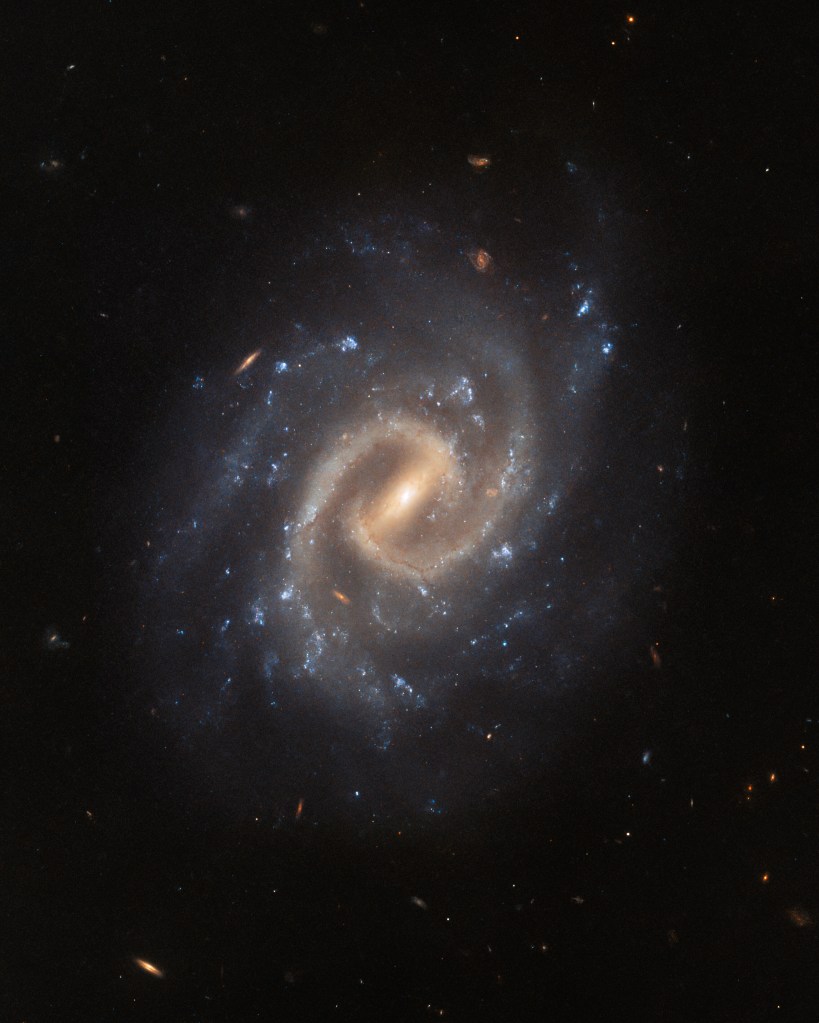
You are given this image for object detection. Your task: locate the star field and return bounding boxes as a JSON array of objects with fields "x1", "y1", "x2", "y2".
[{"x1": 8, "y1": 0, "x2": 819, "y2": 1018}]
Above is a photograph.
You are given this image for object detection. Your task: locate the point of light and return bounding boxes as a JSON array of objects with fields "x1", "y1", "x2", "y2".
[{"x1": 399, "y1": 482, "x2": 417, "y2": 508}]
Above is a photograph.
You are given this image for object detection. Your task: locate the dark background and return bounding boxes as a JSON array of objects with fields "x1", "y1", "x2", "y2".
[{"x1": 5, "y1": 1, "x2": 819, "y2": 1018}]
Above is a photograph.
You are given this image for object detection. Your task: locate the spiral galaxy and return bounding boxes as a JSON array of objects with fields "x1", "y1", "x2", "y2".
[
  {"x1": 281, "y1": 284, "x2": 540, "y2": 686},
  {"x1": 136, "y1": 205, "x2": 680, "y2": 818}
]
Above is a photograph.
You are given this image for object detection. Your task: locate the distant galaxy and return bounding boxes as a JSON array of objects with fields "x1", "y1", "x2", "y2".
[{"x1": 134, "y1": 200, "x2": 684, "y2": 819}]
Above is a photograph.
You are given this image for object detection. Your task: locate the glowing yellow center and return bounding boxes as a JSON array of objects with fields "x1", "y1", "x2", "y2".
[
  {"x1": 379, "y1": 475, "x2": 423, "y2": 521},
  {"x1": 364, "y1": 451, "x2": 449, "y2": 543}
]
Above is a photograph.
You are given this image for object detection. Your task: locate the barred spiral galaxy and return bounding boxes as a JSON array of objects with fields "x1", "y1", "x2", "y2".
[
  {"x1": 136, "y1": 209, "x2": 678, "y2": 816},
  {"x1": 282, "y1": 290, "x2": 538, "y2": 683}
]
